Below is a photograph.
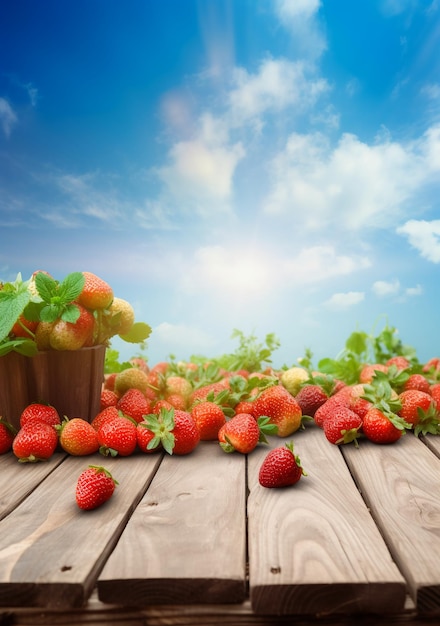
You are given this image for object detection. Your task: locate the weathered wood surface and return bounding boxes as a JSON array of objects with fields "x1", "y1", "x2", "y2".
[
  {"x1": 343, "y1": 433, "x2": 440, "y2": 614},
  {"x1": 247, "y1": 427, "x2": 406, "y2": 616},
  {"x1": 0, "y1": 426, "x2": 440, "y2": 625},
  {"x1": 0, "y1": 453, "x2": 162, "y2": 609},
  {"x1": 98, "y1": 442, "x2": 247, "y2": 605}
]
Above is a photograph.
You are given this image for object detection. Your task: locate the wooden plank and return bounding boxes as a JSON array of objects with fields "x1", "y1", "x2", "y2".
[
  {"x1": 97, "y1": 441, "x2": 247, "y2": 606},
  {"x1": 342, "y1": 433, "x2": 440, "y2": 613},
  {"x1": 247, "y1": 426, "x2": 406, "y2": 616},
  {"x1": 0, "y1": 452, "x2": 67, "y2": 521},
  {"x1": 0, "y1": 452, "x2": 163, "y2": 609},
  {"x1": 421, "y1": 434, "x2": 440, "y2": 459}
]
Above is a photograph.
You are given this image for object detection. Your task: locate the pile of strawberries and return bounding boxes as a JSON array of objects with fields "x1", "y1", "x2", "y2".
[{"x1": 1, "y1": 352, "x2": 439, "y2": 508}]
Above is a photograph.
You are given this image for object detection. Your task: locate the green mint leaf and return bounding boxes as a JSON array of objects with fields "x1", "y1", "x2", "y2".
[
  {"x1": 0, "y1": 276, "x2": 31, "y2": 342},
  {"x1": 58, "y1": 272, "x2": 85, "y2": 302},
  {"x1": 60, "y1": 303, "x2": 81, "y2": 323},
  {"x1": 39, "y1": 303, "x2": 62, "y2": 323},
  {"x1": 35, "y1": 272, "x2": 58, "y2": 303}
]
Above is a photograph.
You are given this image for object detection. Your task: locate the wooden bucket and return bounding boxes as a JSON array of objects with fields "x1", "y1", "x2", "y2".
[{"x1": 0, "y1": 345, "x2": 106, "y2": 429}]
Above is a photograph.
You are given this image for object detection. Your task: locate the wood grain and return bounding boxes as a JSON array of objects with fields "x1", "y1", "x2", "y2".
[
  {"x1": 247, "y1": 427, "x2": 406, "y2": 615},
  {"x1": 343, "y1": 433, "x2": 440, "y2": 613},
  {"x1": 0, "y1": 453, "x2": 162, "y2": 609},
  {"x1": 97, "y1": 442, "x2": 247, "y2": 606}
]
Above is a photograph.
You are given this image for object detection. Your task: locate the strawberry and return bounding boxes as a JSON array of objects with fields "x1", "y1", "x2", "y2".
[
  {"x1": 77, "y1": 271, "x2": 113, "y2": 310},
  {"x1": 107, "y1": 297, "x2": 135, "y2": 335},
  {"x1": 11, "y1": 315, "x2": 38, "y2": 338},
  {"x1": 431, "y1": 383, "x2": 440, "y2": 412},
  {"x1": 0, "y1": 419, "x2": 16, "y2": 454},
  {"x1": 58, "y1": 417, "x2": 100, "y2": 455},
  {"x1": 386, "y1": 356, "x2": 410, "y2": 371},
  {"x1": 114, "y1": 367, "x2": 150, "y2": 396},
  {"x1": 20, "y1": 403, "x2": 61, "y2": 429},
  {"x1": 191, "y1": 401, "x2": 226, "y2": 440},
  {"x1": 280, "y1": 367, "x2": 309, "y2": 396},
  {"x1": 143, "y1": 408, "x2": 200, "y2": 455},
  {"x1": 234, "y1": 400, "x2": 255, "y2": 416},
  {"x1": 362, "y1": 408, "x2": 408, "y2": 444},
  {"x1": 164, "y1": 376, "x2": 193, "y2": 406},
  {"x1": 117, "y1": 388, "x2": 152, "y2": 423},
  {"x1": 314, "y1": 396, "x2": 347, "y2": 428},
  {"x1": 259, "y1": 442, "x2": 306, "y2": 488},
  {"x1": 219, "y1": 413, "x2": 277, "y2": 454},
  {"x1": 75, "y1": 465, "x2": 118, "y2": 510},
  {"x1": 165, "y1": 393, "x2": 188, "y2": 411},
  {"x1": 136, "y1": 422, "x2": 161, "y2": 453},
  {"x1": 152, "y1": 399, "x2": 174, "y2": 414},
  {"x1": 190, "y1": 380, "x2": 231, "y2": 404},
  {"x1": 90, "y1": 406, "x2": 121, "y2": 431},
  {"x1": 398, "y1": 389, "x2": 440, "y2": 436},
  {"x1": 104, "y1": 373, "x2": 117, "y2": 391},
  {"x1": 12, "y1": 422, "x2": 59, "y2": 462},
  {"x1": 403, "y1": 374, "x2": 431, "y2": 394},
  {"x1": 252, "y1": 384, "x2": 302, "y2": 437},
  {"x1": 359, "y1": 363, "x2": 388, "y2": 384},
  {"x1": 49, "y1": 304, "x2": 95, "y2": 350},
  {"x1": 295, "y1": 384, "x2": 328, "y2": 417},
  {"x1": 323, "y1": 407, "x2": 362, "y2": 446},
  {"x1": 98, "y1": 416, "x2": 138, "y2": 457},
  {"x1": 100, "y1": 389, "x2": 119, "y2": 410}
]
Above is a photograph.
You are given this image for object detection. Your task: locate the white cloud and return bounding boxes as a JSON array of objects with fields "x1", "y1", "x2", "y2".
[
  {"x1": 324, "y1": 291, "x2": 365, "y2": 310},
  {"x1": 397, "y1": 219, "x2": 440, "y2": 262},
  {"x1": 151, "y1": 321, "x2": 217, "y2": 357},
  {"x1": 421, "y1": 83, "x2": 440, "y2": 100},
  {"x1": 283, "y1": 246, "x2": 371, "y2": 282},
  {"x1": 228, "y1": 58, "x2": 328, "y2": 129},
  {"x1": 274, "y1": 0, "x2": 326, "y2": 59},
  {"x1": 0, "y1": 98, "x2": 18, "y2": 137},
  {"x1": 263, "y1": 126, "x2": 440, "y2": 231},
  {"x1": 372, "y1": 279, "x2": 401, "y2": 297},
  {"x1": 405, "y1": 284, "x2": 423, "y2": 296}
]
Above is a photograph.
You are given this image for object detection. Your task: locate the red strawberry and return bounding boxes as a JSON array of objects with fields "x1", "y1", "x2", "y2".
[
  {"x1": 295, "y1": 384, "x2": 328, "y2": 417},
  {"x1": 190, "y1": 380, "x2": 231, "y2": 404},
  {"x1": 117, "y1": 388, "x2": 152, "y2": 423},
  {"x1": 136, "y1": 422, "x2": 161, "y2": 453},
  {"x1": 323, "y1": 407, "x2": 362, "y2": 446},
  {"x1": 143, "y1": 408, "x2": 200, "y2": 455},
  {"x1": 431, "y1": 383, "x2": 440, "y2": 412},
  {"x1": 191, "y1": 401, "x2": 226, "y2": 441},
  {"x1": 20, "y1": 403, "x2": 61, "y2": 429},
  {"x1": 12, "y1": 422, "x2": 59, "y2": 462},
  {"x1": 58, "y1": 417, "x2": 100, "y2": 456},
  {"x1": 234, "y1": 400, "x2": 255, "y2": 416},
  {"x1": 77, "y1": 271, "x2": 114, "y2": 310},
  {"x1": 0, "y1": 419, "x2": 16, "y2": 454},
  {"x1": 100, "y1": 389, "x2": 119, "y2": 410},
  {"x1": 91, "y1": 406, "x2": 121, "y2": 431},
  {"x1": 403, "y1": 374, "x2": 431, "y2": 394},
  {"x1": 165, "y1": 393, "x2": 188, "y2": 411},
  {"x1": 314, "y1": 396, "x2": 347, "y2": 428},
  {"x1": 49, "y1": 304, "x2": 95, "y2": 350},
  {"x1": 104, "y1": 373, "x2": 117, "y2": 392},
  {"x1": 152, "y1": 399, "x2": 174, "y2": 414},
  {"x1": 75, "y1": 465, "x2": 118, "y2": 510},
  {"x1": 11, "y1": 315, "x2": 38, "y2": 338},
  {"x1": 398, "y1": 389, "x2": 440, "y2": 436},
  {"x1": 218, "y1": 413, "x2": 276, "y2": 454},
  {"x1": 98, "y1": 416, "x2": 138, "y2": 457},
  {"x1": 359, "y1": 363, "x2": 388, "y2": 384},
  {"x1": 362, "y1": 408, "x2": 408, "y2": 444},
  {"x1": 386, "y1": 356, "x2": 410, "y2": 370},
  {"x1": 259, "y1": 442, "x2": 306, "y2": 488},
  {"x1": 252, "y1": 384, "x2": 302, "y2": 437}
]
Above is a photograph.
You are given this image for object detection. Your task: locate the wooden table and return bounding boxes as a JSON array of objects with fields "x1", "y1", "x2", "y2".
[{"x1": 0, "y1": 424, "x2": 439, "y2": 625}]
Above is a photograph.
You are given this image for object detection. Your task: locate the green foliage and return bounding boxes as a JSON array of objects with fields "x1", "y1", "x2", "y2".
[
  {"x1": 119, "y1": 322, "x2": 152, "y2": 345},
  {"x1": 202, "y1": 329, "x2": 281, "y2": 373},
  {"x1": 104, "y1": 349, "x2": 133, "y2": 374},
  {"x1": 0, "y1": 274, "x2": 31, "y2": 342}
]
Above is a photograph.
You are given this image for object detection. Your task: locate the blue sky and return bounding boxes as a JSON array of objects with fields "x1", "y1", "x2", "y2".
[{"x1": 1, "y1": 0, "x2": 440, "y2": 368}]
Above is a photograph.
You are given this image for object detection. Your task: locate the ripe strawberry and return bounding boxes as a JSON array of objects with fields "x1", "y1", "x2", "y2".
[
  {"x1": 398, "y1": 389, "x2": 440, "y2": 436},
  {"x1": 359, "y1": 363, "x2": 388, "y2": 384},
  {"x1": 11, "y1": 315, "x2": 38, "y2": 338},
  {"x1": 104, "y1": 373, "x2": 117, "y2": 391},
  {"x1": 100, "y1": 389, "x2": 119, "y2": 410},
  {"x1": 12, "y1": 422, "x2": 59, "y2": 462},
  {"x1": 143, "y1": 408, "x2": 200, "y2": 455},
  {"x1": 58, "y1": 417, "x2": 100, "y2": 455},
  {"x1": 114, "y1": 367, "x2": 150, "y2": 396},
  {"x1": 314, "y1": 396, "x2": 347, "y2": 428},
  {"x1": 20, "y1": 403, "x2": 61, "y2": 429},
  {"x1": 75, "y1": 465, "x2": 118, "y2": 510},
  {"x1": 362, "y1": 408, "x2": 408, "y2": 444},
  {"x1": 190, "y1": 380, "x2": 231, "y2": 404},
  {"x1": 90, "y1": 406, "x2": 121, "y2": 431},
  {"x1": 252, "y1": 385, "x2": 302, "y2": 437},
  {"x1": 323, "y1": 407, "x2": 362, "y2": 446},
  {"x1": 403, "y1": 374, "x2": 431, "y2": 394},
  {"x1": 77, "y1": 271, "x2": 113, "y2": 310},
  {"x1": 295, "y1": 384, "x2": 328, "y2": 417},
  {"x1": 152, "y1": 399, "x2": 174, "y2": 414},
  {"x1": 219, "y1": 413, "x2": 276, "y2": 454},
  {"x1": 431, "y1": 383, "x2": 440, "y2": 412},
  {"x1": 49, "y1": 304, "x2": 95, "y2": 350},
  {"x1": 107, "y1": 297, "x2": 135, "y2": 335},
  {"x1": 136, "y1": 421, "x2": 161, "y2": 453},
  {"x1": 117, "y1": 388, "x2": 152, "y2": 423},
  {"x1": 191, "y1": 401, "x2": 226, "y2": 440},
  {"x1": 98, "y1": 417, "x2": 138, "y2": 457},
  {"x1": 165, "y1": 393, "x2": 188, "y2": 411},
  {"x1": 0, "y1": 419, "x2": 16, "y2": 454},
  {"x1": 386, "y1": 356, "x2": 410, "y2": 370},
  {"x1": 234, "y1": 400, "x2": 255, "y2": 416},
  {"x1": 259, "y1": 442, "x2": 306, "y2": 488}
]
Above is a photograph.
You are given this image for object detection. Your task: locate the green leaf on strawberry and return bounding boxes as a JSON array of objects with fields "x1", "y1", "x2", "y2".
[
  {"x1": 36, "y1": 272, "x2": 85, "y2": 323},
  {"x1": 0, "y1": 274, "x2": 31, "y2": 342}
]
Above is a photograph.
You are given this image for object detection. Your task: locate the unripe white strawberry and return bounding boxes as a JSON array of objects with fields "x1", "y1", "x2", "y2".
[{"x1": 280, "y1": 367, "x2": 309, "y2": 396}]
